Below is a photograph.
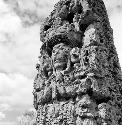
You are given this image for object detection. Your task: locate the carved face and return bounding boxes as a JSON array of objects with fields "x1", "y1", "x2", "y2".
[
  {"x1": 39, "y1": 52, "x2": 53, "y2": 78},
  {"x1": 98, "y1": 103, "x2": 111, "y2": 119},
  {"x1": 83, "y1": 24, "x2": 100, "y2": 47},
  {"x1": 52, "y1": 43, "x2": 71, "y2": 71},
  {"x1": 70, "y1": 47, "x2": 80, "y2": 63},
  {"x1": 76, "y1": 95, "x2": 97, "y2": 118}
]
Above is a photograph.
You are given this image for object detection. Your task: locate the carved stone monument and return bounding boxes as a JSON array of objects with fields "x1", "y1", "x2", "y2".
[{"x1": 33, "y1": 0, "x2": 122, "y2": 124}]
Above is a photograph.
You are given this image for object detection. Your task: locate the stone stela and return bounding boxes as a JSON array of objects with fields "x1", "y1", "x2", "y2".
[{"x1": 33, "y1": 0, "x2": 122, "y2": 124}]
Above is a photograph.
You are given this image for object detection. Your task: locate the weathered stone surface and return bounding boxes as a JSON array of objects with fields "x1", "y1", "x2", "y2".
[{"x1": 34, "y1": 0, "x2": 122, "y2": 124}]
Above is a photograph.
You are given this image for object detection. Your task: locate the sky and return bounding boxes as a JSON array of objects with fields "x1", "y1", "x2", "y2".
[{"x1": 0, "y1": 0, "x2": 122, "y2": 124}]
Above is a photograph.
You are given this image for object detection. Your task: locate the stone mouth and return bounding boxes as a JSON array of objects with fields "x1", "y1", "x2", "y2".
[
  {"x1": 80, "y1": 114, "x2": 95, "y2": 119},
  {"x1": 72, "y1": 54, "x2": 79, "y2": 58},
  {"x1": 54, "y1": 60, "x2": 66, "y2": 64},
  {"x1": 53, "y1": 56, "x2": 67, "y2": 63}
]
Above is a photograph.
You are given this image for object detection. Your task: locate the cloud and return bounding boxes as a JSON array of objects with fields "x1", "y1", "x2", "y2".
[
  {"x1": 104, "y1": 0, "x2": 122, "y2": 15},
  {"x1": 0, "y1": 104, "x2": 11, "y2": 112},
  {"x1": 0, "y1": 0, "x2": 41, "y2": 78},
  {"x1": 0, "y1": 0, "x2": 21, "y2": 42},
  {"x1": 4, "y1": 0, "x2": 59, "y2": 26},
  {"x1": 0, "y1": 25, "x2": 41, "y2": 78},
  {"x1": 0, "y1": 0, "x2": 39, "y2": 122},
  {"x1": 0, "y1": 73, "x2": 33, "y2": 105},
  {"x1": 0, "y1": 73, "x2": 34, "y2": 122},
  {"x1": 0, "y1": 122, "x2": 16, "y2": 125},
  {"x1": 0, "y1": 112, "x2": 6, "y2": 120}
]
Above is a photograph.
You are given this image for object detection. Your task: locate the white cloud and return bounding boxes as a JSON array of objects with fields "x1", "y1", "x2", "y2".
[
  {"x1": 0, "y1": 12, "x2": 21, "y2": 35},
  {"x1": 0, "y1": 104, "x2": 11, "y2": 112},
  {"x1": 0, "y1": 73, "x2": 33, "y2": 105},
  {"x1": 0, "y1": 0, "x2": 22, "y2": 41},
  {"x1": 104, "y1": 0, "x2": 122, "y2": 14},
  {"x1": 0, "y1": 0, "x2": 41, "y2": 78},
  {"x1": 4, "y1": 0, "x2": 59, "y2": 25},
  {"x1": 0, "y1": 73, "x2": 34, "y2": 122},
  {"x1": 0, "y1": 112, "x2": 6, "y2": 120},
  {"x1": 0, "y1": 25, "x2": 41, "y2": 78},
  {"x1": 0, "y1": 2, "x2": 39, "y2": 122},
  {"x1": 0, "y1": 122, "x2": 16, "y2": 125}
]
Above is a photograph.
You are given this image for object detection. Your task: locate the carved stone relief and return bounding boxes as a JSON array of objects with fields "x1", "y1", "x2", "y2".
[{"x1": 34, "y1": 0, "x2": 122, "y2": 124}]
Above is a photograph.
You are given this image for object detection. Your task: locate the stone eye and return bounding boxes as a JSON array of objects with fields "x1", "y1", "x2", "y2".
[{"x1": 52, "y1": 50, "x2": 55, "y2": 53}]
